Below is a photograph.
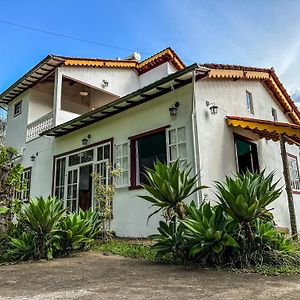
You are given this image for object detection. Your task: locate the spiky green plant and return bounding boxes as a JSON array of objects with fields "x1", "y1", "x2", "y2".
[
  {"x1": 182, "y1": 202, "x2": 239, "y2": 261},
  {"x1": 139, "y1": 160, "x2": 207, "y2": 221},
  {"x1": 215, "y1": 170, "x2": 282, "y2": 242},
  {"x1": 22, "y1": 196, "x2": 65, "y2": 259},
  {"x1": 150, "y1": 217, "x2": 185, "y2": 258},
  {"x1": 8, "y1": 232, "x2": 36, "y2": 261}
]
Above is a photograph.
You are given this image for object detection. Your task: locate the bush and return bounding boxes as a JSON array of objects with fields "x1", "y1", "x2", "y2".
[
  {"x1": 57, "y1": 209, "x2": 100, "y2": 256},
  {"x1": 22, "y1": 196, "x2": 65, "y2": 259},
  {"x1": 139, "y1": 164, "x2": 300, "y2": 270}
]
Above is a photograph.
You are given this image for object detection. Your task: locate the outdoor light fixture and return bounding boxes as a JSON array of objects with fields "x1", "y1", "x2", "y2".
[
  {"x1": 82, "y1": 134, "x2": 91, "y2": 146},
  {"x1": 102, "y1": 80, "x2": 109, "y2": 88},
  {"x1": 31, "y1": 152, "x2": 38, "y2": 162},
  {"x1": 80, "y1": 86, "x2": 89, "y2": 97},
  {"x1": 80, "y1": 90, "x2": 89, "y2": 97},
  {"x1": 206, "y1": 101, "x2": 218, "y2": 115},
  {"x1": 169, "y1": 102, "x2": 180, "y2": 116}
]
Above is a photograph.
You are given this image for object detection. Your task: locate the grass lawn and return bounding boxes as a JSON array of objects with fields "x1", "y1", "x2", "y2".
[{"x1": 92, "y1": 238, "x2": 300, "y2": 276}]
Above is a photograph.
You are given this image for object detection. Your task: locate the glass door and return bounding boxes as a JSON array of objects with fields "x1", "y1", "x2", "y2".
[{"x1": 65, "y1": 168, "x2": 79, "y2": 212}]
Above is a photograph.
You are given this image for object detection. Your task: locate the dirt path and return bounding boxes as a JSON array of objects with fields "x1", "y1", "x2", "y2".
[{"x1": 1, "y1": 252, "x2": 300, "y2": 299}]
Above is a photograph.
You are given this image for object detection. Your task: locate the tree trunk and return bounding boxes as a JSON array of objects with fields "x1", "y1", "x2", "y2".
[{"x1": 279, "y1": 135, "x2": 298, "y2": 239}]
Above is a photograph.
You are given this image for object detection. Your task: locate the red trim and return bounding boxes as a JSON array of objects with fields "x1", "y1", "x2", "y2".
[
  {"x1": 129, "y1": 125, "x2": 169, "y2": 189},
  {"x1": 292, "y1": 190, "x2": 300, "y2": 195}
]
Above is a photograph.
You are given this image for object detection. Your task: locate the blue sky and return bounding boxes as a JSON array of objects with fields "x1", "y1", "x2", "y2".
[{"x1": 1, "y1": 0, "x2": 300, "y2": 117}]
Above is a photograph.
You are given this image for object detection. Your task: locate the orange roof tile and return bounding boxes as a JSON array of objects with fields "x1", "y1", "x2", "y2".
[{"x1": 202, "y1": 64, "x2": 300, "y2": 125}]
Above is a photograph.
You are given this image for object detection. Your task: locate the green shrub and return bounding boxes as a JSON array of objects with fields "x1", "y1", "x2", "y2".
[
  {"x1": 215, "y1": 170, "x2": 281, "y2": 243},
  {"x1": 139, "y1": 159, "x2": 207, "y2": 221},
  {"x1": 7, "y1": 232, "x2": 36, "y2": 261},
  {"x1": 22, "y1": 196, "x2": 65, "y2": 259},
  {"x1": 57, "y1": 209, "x2": 100, "y2": 255},
  {"x1": 150, "y1": 217, "x2": 185, "y2": 259},
  {"x1": 182, "y1": 202, "x2": 239, "y2": 264}
]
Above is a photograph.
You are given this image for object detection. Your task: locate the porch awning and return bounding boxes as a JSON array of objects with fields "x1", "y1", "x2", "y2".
[{"x1": 226, "y1": 116, "x2": 300, "y2": 145}]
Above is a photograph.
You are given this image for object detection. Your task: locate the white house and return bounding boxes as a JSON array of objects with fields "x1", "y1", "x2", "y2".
[{"x1": 2, "y1": 48, "x2": 300, "y2": 237}]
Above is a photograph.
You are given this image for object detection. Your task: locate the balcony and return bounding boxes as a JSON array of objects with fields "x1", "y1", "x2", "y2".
[{"x1": 26, "y1": 112, "x2": 54, "y2": 142}]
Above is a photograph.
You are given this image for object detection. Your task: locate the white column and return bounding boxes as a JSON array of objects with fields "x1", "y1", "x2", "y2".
[{"x1": 53, "y1": 68, "x2": 62, "y2": 126}]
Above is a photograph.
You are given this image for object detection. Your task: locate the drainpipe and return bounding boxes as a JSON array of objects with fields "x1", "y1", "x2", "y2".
[{"x1": 191, "y1": 69, "x2": 202, "y2": 207}]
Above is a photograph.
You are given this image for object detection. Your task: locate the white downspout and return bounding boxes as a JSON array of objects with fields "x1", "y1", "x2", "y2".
[{"x1": 191, "y1": 69, "x2": 202, "y2": 207}]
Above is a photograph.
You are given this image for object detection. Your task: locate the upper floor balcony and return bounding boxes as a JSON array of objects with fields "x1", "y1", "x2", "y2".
[{"x1": 26, "y1": 74, "x2": 119, "y2": 142}]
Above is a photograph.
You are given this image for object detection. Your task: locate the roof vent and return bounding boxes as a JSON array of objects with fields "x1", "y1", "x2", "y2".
[{"x1": 123, "y1": 52, "x2": 141, "y2": 62}]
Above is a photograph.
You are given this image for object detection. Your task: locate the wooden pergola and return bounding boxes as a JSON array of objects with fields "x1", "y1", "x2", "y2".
[{"x1": 227, "y1": 116, "x2": 300, "y2": 237}]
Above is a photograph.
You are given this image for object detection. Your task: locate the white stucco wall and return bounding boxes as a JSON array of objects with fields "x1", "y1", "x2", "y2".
[
  {"x1": 60, "y1": 66, "x2": 140, "y2": 97},
  {"x1": 195, "y1": 78, "x2": 300, "y2": 231},
  {"x1": 5, "y1": 92, "x2": 29, "y2": 152},
  {"x1": 28, "y1": 89, "x2": 53, "y2": 124},
  {"x1": 52, "y1": 85, "x2": 194, "y2": 237},
  {"x1": 139, "y1": 62, "x2": 177, "y2": 88}
]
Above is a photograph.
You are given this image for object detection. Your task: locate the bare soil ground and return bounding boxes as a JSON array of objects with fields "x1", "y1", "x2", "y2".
[{"x1": 1, "y1": 252, "x2": 300, "y2": 299}]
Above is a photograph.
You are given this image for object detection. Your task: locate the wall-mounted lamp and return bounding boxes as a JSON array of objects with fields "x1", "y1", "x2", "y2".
[
  {"x1": 206, "y1": 101, "x2": 218, "y2": 115},
  {"x1": 31, "y1": 152, "x2": 38, "y2": 162},
  {"x1": 169, "y1": 102, "x2": 180, "y2": 117},
  {"x1": 102, "y1": 80, "x2": 109, "y2": 88},
  {"x1": 82, "y1": 134, "x2": 91, "y2": 146}
]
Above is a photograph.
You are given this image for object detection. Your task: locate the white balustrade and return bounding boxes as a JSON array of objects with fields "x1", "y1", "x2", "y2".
[{"x1": 26, "y1": 112, "x2": 53, "y2": 142}]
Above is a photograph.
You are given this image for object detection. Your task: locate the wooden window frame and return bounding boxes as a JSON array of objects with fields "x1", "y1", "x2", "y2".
[
  {"x1": 233, "y1": 133, "x2": 260, "y2": 174},
  {"x1": 287, "y1": 153, "x2": 300, "y2": 194},
  {"x1": 16, "y1": 167, "x2": 32, "y2": 202},
  {"x1": 13, "y1": 100, "x2": 22, "y2": 117},
  {"x1": 129, "y1": 125, "x2": 170, "y2": 190}
]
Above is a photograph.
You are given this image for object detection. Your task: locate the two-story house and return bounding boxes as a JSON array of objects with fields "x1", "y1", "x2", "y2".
[{"x1": 2, "y1": 48, "x2": 300, "y2": 237}]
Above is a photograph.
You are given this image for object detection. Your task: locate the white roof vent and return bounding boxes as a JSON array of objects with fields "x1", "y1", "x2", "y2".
[{"x1": 123, "y1": 52, "x2": 141, "y2": 62}]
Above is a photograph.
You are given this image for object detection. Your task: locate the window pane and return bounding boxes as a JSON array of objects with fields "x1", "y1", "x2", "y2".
[
  {"x1": 177, "y1": 127, "x2": 186, "y2": 143},
  {"x1": 81, "y1": 149, "x2": 93, "y2": 163},
  {"x1": 104, "y1": 145, "x2": 110, "y2": 159},
  {"x1": 69, "y1": 154, "x2": 80, "y2": 166},
  {"x1": 170, "y1": 145, "x2": 177, "y2": 161},
  {"x1": 169, "y1": 129, "x2": 177, "y2": 144},
  {"x1": 137, "y1": 132, "x2": 167, "y2": 184}
]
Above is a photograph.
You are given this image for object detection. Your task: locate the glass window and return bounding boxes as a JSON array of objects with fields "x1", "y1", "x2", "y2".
[
  {"x1": 115, "y1": 142, "x2": 129, "y2": 187},
  {"x1": 13, "y1": 100, "x2": 22, "y2": 117},
  {"x1": 55, "y1": 157, "x2": 66, "y2": 200},
  {"x1": 167, "y1": 126, "x2": 187, "y2": 168},
  {"x1": 97, "y1": 144, "x2": 110, "y2": 161},
  {"x1": 288, "y1": 154, "x2": 300, "y2": 190},
  {"x1": 235, "y1": 137, "x2": 259, "y2": 174},
  {"x1": 246, "y1": 91, "x2": 254, "y2": 114},
  {"x1": 272, "y1": 107, "x2": 278, "y2": 121},
  {"x1": 16, "y1": 168, "x2": 31, "y2": 201},
  {"x1": 131, "y1": 130, "x2": 167, "y2": 186}
]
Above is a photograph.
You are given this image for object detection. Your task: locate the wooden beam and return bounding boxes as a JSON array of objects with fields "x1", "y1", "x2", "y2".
[{"x1": 280, "y1": 134, "x2": 298, "y2": 238}]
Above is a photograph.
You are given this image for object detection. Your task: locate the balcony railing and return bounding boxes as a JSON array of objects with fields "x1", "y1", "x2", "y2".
[{"x1": 26, "y1": 112, "x2": 54, "y2": 142}]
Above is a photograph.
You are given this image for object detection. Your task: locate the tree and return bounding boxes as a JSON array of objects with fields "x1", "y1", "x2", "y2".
[{"x1": 0, "y1": 146, "x2": 23, "y2": 231}]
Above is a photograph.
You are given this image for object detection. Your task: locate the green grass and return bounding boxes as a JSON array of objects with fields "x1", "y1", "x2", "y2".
[
  {"x1": 92, "y1": 239, "x2": 300, "y2": 276},
  {"x1": 93, "y1": 239, "x2": 158, "y2": 261}
]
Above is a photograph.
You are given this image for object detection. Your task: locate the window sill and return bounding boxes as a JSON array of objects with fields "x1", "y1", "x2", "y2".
[
  {"x1": 128, "y1": 185, "x2": 144, "y2": 190},
  {"x1": 292, "y1": 190, "x2": 300, "y2": 195}
]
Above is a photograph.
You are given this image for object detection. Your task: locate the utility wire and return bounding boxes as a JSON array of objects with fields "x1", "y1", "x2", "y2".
[
  {"x1": 0, "y1": 18, "x2": 196, "y2": 63},
  {"x1": 0, "y1": 19, "x2": 152, "y2": 55}
]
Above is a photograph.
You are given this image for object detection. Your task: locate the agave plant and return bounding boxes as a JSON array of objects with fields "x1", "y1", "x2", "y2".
[
  {"x1": 150, "y1": 217, "x2": 185, "y2": 258},
  {"x1": 8, "y1": 232, "x2": 36, "y2": 261},
  {"x1": 22, "y1": 196, "x2": 66, "y2": 259},
  {"x1": 181, "y1": 202, "x2": 239, "y2": 259},
  {"x1": 139, "y1": 160, "x2": 207, "y2": 221},
  {"x1": 215, "y1": 170, "x2": 282, "y2": 242},
  {"x1": 58, "y1": 209, "x2": 99, "y2": 254}
]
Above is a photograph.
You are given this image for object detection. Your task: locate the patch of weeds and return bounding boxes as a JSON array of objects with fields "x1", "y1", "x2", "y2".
[{"x1": 93, "y1": 239, "x2": 157, "y2": 260}]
